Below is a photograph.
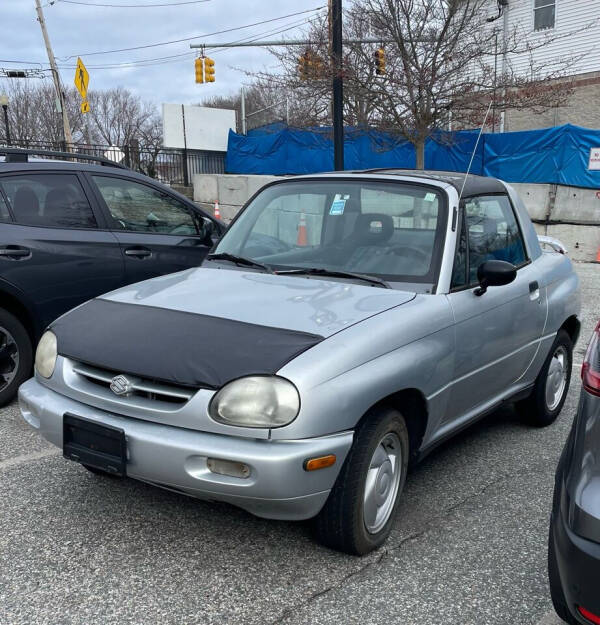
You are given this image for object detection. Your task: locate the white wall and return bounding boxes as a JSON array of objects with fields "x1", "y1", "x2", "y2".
[
  {"x1": 485, "y1": 0, "x2": 600, "y2": 77},
  {"x1": 162, "y1": 104, "x2": 235, "y2": 151}
]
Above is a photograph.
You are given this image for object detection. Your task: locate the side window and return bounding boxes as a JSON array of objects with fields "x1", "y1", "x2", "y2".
[
  {"x1": 0, "y1": 191, "x2": 11, "y2": 222},
  {"x1": 534, "y1": 0, "x2": 555, "y2": 31},
  {"x1": 93, "y1": 176, "x2": 199, "y2": 235},
  {"x1": 0, "y1": 174, "x2": 97, "y2": 228},
  {"x1": 465, "y1": 194, "x2": 527, "y2": 284}
]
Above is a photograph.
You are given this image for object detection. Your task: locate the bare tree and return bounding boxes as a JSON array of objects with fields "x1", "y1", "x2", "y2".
[
  {"x1": 251, "y1": 0, "x2": 586, "y2": 167},
  {"x1": 0, "y1": 80, "x2": 162, "y2": 152}
]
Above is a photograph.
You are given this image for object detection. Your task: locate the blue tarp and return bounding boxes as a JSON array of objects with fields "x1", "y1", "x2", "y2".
[{"x1": 225, "y1": 123, "x2": 600, "y2": 189}]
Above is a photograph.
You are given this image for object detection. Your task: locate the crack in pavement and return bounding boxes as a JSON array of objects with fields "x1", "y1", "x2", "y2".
[
  {"x1": 268, "y1": 471, "x2": 517, "y2": 625},
  {"x1": 0, "y1": 448, "x2": 60, "y2": 471}
]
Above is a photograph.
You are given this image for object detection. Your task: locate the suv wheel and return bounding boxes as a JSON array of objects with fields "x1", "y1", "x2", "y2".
[
  {"x1": 0, "y1": 309, "x2": 33, "y2": 407},
  {"x1": 518, "y1": 330, "x2": 572, "y2": 427},
  {"x1": 313, "y1": 406, "x2": 409, "y2": 555}
]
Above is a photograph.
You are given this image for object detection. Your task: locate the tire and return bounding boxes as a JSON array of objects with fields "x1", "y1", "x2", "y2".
[
  {"x1": 0, "y1": 308, "x2": 33, "y2": 407},
  {"x1": 518, "y1": 330, "x2": 572, "y2": 427},
  {"x1": 548, "y1": 524, "x2": 577, "y2": 624},
  {"x1": 82, "y1": 464, "x2": 122, "y2": 478},
  {"x1": 313, "y1": 406, "x2": 409, "y2": 555}
]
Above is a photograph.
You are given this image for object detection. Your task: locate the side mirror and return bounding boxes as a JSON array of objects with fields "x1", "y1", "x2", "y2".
[{"x1": 474, "y1": 260, "x2": 517, "y2": 296}]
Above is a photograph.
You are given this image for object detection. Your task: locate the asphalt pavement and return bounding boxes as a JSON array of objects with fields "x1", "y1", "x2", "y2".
[{"x1": 1, "y1": 262, "x2": 598, "y2": 625}]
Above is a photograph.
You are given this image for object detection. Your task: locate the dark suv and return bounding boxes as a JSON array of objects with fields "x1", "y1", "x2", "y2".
[{"x1": 0, "y1": 148, "x2": 223, "y2": 405}]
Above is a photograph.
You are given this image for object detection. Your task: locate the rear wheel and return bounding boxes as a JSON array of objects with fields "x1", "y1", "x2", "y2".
[
  {"x1": 0, "y1": 309, "x2": 32, "y2": 407},
  {"x1": 313, "y1": 406, "x2": 409, "y2": 555},
  {"x1": 518, "y1": 330, "x2": 572, "y2": 427}
]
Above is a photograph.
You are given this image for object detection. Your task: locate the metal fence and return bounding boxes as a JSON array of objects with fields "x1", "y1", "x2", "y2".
[{"x1": 2, "y1": 139, "x2": 226, "y2": 186}]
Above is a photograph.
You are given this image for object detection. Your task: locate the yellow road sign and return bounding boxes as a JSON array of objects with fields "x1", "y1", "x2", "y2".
[
  {"x1": 74, "y1": 57, "x2": 89, "y2": 99},
  {"x1": 81, "y1": 99, "x2": 90, "y2": 114}
]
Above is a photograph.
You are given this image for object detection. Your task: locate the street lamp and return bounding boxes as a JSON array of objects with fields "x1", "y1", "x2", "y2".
[{"x1": 0, "y1": 95, "x2": 11, "y2": 146}]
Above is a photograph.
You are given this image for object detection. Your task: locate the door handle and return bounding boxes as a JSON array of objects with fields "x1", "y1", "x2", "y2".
[
  {"x1": 0, "y1": 246, "x2": 31, "y2": 260},
  {"x1": 529, "y1": 280, "x2": 540, "y2": 301},
  {"x1": 124, "y1": 247, "x2": 152, "y2": 259}
]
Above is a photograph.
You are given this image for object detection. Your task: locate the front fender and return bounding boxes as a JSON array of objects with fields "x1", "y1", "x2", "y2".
[{"x1": 273, "y1": 295, "x2": 455, "y2": 440}]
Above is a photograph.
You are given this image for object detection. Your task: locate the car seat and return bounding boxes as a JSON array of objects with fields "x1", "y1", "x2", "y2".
[{"x1": 13, "y1": 186, "x2": 41, "y2": 225}]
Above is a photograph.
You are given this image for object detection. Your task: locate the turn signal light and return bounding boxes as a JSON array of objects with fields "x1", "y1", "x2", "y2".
[
  {"x1": 304, "y1": 455, "x2": 336, "y2": 471},
  {"x1": 578, "y1": 606, "x2": 600, "y2": 624},
  {"x1": 582, "y1": 320, "x2": 600, "y2": 397}
]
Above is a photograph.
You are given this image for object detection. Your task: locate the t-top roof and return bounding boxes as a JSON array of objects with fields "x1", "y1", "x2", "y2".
[{"x1": 363, "y1": 169, "x2": 507, "y2": 197}]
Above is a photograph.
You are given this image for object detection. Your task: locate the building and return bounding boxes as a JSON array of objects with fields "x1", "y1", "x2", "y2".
[{"x1": 492, "y1": 0, "x2": 600, "y2": 130}]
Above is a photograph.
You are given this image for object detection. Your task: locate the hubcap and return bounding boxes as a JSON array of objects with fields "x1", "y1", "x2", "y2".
[
  {"x1": 0, "y1": 326, "x2": 19, "y2": 392},
  {"x1": 545, "y1": 345, "x2": 568, "y2": 412},
  {"x1": 363, "y1": 432, "x2": 402, "y2": 534}
]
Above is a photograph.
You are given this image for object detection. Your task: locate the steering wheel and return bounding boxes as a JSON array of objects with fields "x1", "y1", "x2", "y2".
[{"x1": 386, "y1": 246, "x2": 430, "y2": 264}]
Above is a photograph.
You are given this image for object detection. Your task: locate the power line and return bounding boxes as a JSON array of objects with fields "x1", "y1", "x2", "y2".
[
  {"x1": 60, "y1": 6, "x2": 325, "y2": 59},
  {"x1": 52, "y1": 12, "x2": 324, "y2": 70},
  {"x1": 52, "y1": 0, "x2": 211, "y2": 7}
]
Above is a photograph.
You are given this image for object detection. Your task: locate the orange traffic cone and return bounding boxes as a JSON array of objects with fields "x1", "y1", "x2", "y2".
[
  {"x1": 214, "y1": 200, "x2": 221, "y2": 220},
  {"x1": 297, "y1": 211, "x2": 308, "y2": 246},
  {"x1": 596, "y1": 244, "x2": 600, "y2": 263}
]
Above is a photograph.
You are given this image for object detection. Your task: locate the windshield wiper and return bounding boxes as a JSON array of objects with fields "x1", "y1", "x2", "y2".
[
  {"x1": 206, "y1": 252, "x2": 273, "y2": 273},
  {"x1": 275, "y1": 267, "x2": 390, "y2": 289}
]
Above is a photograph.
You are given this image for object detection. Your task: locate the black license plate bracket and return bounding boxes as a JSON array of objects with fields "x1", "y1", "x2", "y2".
[{"x1": 63, "y1": 413, "x2": 127, "y2": 477}]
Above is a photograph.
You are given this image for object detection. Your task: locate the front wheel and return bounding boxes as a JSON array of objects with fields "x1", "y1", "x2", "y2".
[
  {"x1": 518, "y1": 330, "x2": 572, "y2": 427},
  {"x1": 313, "y1": 407, "x2": 409, "y2": 555}
]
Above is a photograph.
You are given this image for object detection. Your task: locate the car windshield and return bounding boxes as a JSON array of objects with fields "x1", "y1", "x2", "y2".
[{"x1": 213, "y1": 179, "x2": 448, "y2": 284}]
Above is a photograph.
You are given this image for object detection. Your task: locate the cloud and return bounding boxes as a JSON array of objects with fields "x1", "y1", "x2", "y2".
[{"x1": 1, "y1": 0, "x2": 322, "y2": 106}]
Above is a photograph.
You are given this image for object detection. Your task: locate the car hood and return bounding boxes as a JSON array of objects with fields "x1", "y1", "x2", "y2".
[
  {"x1": 50, "y1": 267, "x2": 415, "y2": 389},
  {"x1": 102, "y1": 266, "x2": 416, "y2": 337}
]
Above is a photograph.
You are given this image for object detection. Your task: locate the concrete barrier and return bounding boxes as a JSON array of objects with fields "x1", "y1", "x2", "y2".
[{"x1": 193, "y1": 174, "x2": 600, "y2": 261}]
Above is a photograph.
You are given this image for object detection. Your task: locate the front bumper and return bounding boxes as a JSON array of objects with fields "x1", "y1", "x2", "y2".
[{"x1": 18, "y1": 378, "x2": 353, "y2": 520}]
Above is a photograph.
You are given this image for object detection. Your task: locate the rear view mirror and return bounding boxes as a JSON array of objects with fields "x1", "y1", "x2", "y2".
[{"x1": 475, "y1": 260, "x2": 517, "y2": 296}]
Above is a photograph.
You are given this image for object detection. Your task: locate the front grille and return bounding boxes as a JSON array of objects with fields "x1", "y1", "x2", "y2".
[{"x1": 72, "y1": 362, "x2": 194, "y2": 406}]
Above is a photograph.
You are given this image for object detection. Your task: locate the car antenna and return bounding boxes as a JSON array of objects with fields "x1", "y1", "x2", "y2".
[{"x1": 457, "y1": 100, "x2": 493, "y2": 204}]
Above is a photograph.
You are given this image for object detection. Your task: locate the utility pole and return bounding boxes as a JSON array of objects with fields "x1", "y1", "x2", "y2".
[
  {"x1": 240, "y1": 86, "x2": 247, "y2": 135},
  {"x1": 0, "y1": 95, "x2": 11, "y2": 145},
  {"x1": 35, "y1": 0, "x2": 73, "y2": 148},
  {"x1": 330, "y1": 0, "x2": 344, "y2": 170}
]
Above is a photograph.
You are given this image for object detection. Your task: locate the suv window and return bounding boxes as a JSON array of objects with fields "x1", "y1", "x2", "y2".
[
  {"x1": 464, "y1": 194, "x2": 527, "y2": 284},
  {"x1": 93, "y1": 176, "x2": 199, "y2": 235},
  {"x1": 0, "y1": 174, "x2": 97, "y2": 228}
]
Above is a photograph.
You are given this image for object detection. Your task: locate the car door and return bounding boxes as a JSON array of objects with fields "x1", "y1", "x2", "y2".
[
  {"x1": 443, "y1": 193, "x2": 547, "y2": 425},
  {"x1": 88, "y1": 173, "x2": 216, "y2": 284},
  {"x1": 0, "y1": 171, "x2": 125, "y2": 329}
]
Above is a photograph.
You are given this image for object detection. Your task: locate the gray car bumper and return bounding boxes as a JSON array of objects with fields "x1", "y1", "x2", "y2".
[{"x1": 18, "y1": 378, "x2": 353, "y2": 521}]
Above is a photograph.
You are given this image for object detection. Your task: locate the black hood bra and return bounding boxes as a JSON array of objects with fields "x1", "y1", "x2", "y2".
[{"x1": 50, "y1": 298, "x2": 324, "y2": 389}]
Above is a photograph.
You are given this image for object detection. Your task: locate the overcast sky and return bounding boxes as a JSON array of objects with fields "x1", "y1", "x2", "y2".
[{"x1": 1, "y1": 0, "x2": 325, "y2": 107}]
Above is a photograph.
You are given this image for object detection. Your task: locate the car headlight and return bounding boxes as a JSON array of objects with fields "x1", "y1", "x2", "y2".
[
  {"x1": 209, "y1": 376, "x2": 300, "y2": 428},
  {"x1": 35, "y1": 331, "x2": 57, "y2": 379}
]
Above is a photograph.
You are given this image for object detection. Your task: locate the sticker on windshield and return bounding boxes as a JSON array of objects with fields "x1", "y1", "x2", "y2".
[
  {"x1": 330, "y1": 198, "x2": 346, "y2": 215},
  {"x1": 424, "y1": 192, "x2": 437, "y2": 202}
]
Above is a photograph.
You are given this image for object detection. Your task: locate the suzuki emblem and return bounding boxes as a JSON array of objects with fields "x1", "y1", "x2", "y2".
[{"x1": 110, "y1": 374, "x2": 133, "y2": 396}]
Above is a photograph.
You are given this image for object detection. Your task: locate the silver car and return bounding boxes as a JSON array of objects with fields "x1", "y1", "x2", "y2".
[{"x1": 19, "y1": 170, "x2": 580, "y2": 555}]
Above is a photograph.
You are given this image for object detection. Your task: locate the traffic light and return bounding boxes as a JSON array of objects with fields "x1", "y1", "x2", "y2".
[
  {"x1": 204, "y1": 57, "x2": 215, "y2": 82},
  {"x1": 195, "y1": 57, "x2": 204, "y2": 83},
  {"x1": 298, "y1": 51, "x2": 323, "y2": 80},
  {"x1": 374, "y1": 47, "x2": 385, "y2": 75},
  {"x1": 298, "y1": 53, "x2": 309, "y2": 80}
]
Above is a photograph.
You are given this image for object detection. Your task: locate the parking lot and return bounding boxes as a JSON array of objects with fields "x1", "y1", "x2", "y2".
[{"x1": 0, "y1": 261, "x2": 597, "y2": 625}]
